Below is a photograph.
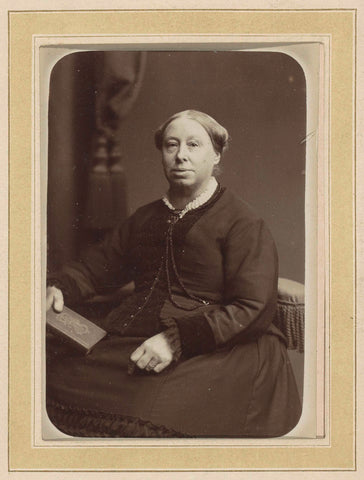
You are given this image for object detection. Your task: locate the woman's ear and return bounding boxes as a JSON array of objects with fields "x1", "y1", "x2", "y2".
[{"x1": 214, "y1": 153, "x2": 221, "y2": 165}]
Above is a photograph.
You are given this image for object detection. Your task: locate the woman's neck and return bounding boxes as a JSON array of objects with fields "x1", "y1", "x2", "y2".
[
  {"x1": 166, "y1": 177, "x2": 217, "y2": 210},
  {"x1": 167, "y1": 190, "x2": 196, "y2": 210}
]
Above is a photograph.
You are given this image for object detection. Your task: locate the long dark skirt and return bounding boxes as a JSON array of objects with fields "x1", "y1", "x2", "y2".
[{"x1": 46, "y1": 333, "x2": 302, "y2": 438}]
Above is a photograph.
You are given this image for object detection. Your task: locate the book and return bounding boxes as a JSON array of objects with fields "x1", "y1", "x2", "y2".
[{"x1": 46, "y1": 306, "x2": 107, "y2": 354}]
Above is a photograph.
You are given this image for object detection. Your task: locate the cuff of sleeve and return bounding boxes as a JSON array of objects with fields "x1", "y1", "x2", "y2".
[
  {"x1": 173, "y1": 314, "x2": 216, "y2": 358},
  {"x1": 160, "y1": 319, "x2": 182, "y2": 362}
]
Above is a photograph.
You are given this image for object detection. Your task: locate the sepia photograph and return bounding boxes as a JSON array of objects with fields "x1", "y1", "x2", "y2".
[
  {"x1": 5, "y1": 5, "x2": 359, "y2": 475},
  {"x1": 45, "y1": 49, "x2": 307, "y2": 438}
]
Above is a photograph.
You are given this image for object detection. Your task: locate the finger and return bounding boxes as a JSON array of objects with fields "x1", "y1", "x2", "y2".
[
  {"x1": 53, "y1": 290, "x2": 64, "y2": 313},
  {"x1": 145, "y1": 358, "x2": 159, "y2": 371},
  {"x1": 130, "y1": 345, "x2": 145, "y2": 363},
  {"x1": 46, "y1": 287, "x2": 57, "y2": 312},
  {"x1": 153, "y1": 361, "x2": 170, "y2": 373},
  {"x1": 136, "y1": 352, "x2": 153, "y2": 370},
  {"x1": 46, "y1": 293, "x2": 54, "y2": 312}
]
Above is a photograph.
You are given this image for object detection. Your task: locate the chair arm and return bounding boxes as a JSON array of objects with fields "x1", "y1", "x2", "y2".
[{"x1": 273, "y1": 278, "x2": 305, "y2": 353}]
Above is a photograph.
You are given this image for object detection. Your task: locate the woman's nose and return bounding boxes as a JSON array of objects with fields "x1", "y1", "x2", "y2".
[{"x1": 176, "y1": 144, "x2": 188, "y2": 161}]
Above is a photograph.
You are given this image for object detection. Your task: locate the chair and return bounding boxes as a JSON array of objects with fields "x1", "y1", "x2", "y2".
[
  {"x1": 274, "y1": 277, "x2": 305, "y2": 353},
  {"x1": 274, "y1": 278, "x2": 305, "y2": 402}
]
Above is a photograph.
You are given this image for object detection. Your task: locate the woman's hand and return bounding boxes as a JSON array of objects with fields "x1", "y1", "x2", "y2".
[
  {"x1": 129, "y1": 333, "x2": 173, "y2": 374},
  {"x1": 46, "y1": 286, "x2": 64, "y2": 313}
]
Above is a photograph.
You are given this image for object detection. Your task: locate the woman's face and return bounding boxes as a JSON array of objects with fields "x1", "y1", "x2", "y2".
[{"x1": 161, "y1": 117, "x2": 220, "y2": 194}]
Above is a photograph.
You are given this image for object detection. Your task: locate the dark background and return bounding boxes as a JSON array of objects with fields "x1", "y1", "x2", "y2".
[{"x1": 48, "y1": 50, "x2": 306, "y2": 283}]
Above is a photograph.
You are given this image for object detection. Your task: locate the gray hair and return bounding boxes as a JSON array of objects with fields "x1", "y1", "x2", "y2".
[{"x1": 154, "y1": 110, "x2": 230, "y2": 157}]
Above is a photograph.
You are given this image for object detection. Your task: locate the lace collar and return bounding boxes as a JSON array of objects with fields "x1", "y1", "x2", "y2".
[{"x1": 162, "y1": 177, "x2": 218, "y2": 220}]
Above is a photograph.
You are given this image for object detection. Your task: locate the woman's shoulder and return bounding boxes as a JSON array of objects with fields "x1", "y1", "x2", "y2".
[
  {"x1": 126, "y1": 198, "x2": 165, "y2": 225},
  {"x1": 214, "y1": 187, "x2": 263, "y2": 225},
  {"x1": 214, "y1": 188, "x2": 276, "y2": 249},
  {"x1": 134, "y1": 198, "x2": 163, "y2": 215}
]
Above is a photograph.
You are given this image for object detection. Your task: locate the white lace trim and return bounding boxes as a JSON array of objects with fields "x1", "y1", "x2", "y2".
[{"x1": 162, "y1": 177, "x2": 218, "y2": 219}]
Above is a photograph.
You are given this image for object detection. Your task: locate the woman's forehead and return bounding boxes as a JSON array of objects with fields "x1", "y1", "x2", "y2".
[{"x1": 164, "y1": 117, "x2": 210, "y2": 139}]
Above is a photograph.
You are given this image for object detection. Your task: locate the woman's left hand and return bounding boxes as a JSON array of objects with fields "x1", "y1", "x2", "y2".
[{"x1": 129, "y1": 332, "x2": 173, "y2": 373}]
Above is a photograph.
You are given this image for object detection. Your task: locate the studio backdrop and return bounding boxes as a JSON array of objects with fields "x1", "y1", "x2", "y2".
[{"x1": 47, "y1": 50, "x2": 306, "y2": 285}]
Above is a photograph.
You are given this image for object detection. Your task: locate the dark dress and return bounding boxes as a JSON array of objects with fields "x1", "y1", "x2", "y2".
[{"x1": 46, "y1": 186, "x2": 302, "y2": 437}]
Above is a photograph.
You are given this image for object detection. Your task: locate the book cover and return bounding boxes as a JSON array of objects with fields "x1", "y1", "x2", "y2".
[{"x1": 46, "y1": 306, "x2": 107, "y2": 354}]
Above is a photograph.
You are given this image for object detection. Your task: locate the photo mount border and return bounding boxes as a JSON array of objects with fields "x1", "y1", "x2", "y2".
[{"x1": 8, "y1": 9, "x2": 356, "y2": 472}]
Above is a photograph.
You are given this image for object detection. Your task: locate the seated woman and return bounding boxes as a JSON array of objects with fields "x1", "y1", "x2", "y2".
[{"x1": 46, "y1": 109, "x2": 302, "y2": 438}]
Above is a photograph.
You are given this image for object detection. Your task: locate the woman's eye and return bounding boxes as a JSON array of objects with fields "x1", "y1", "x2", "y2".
[
  {"x1": 165, "y1": 142, "x2": 178, "y2": 150},
  {"x1": 188, "y1": 141, "x2": 199, "y2": 148}
]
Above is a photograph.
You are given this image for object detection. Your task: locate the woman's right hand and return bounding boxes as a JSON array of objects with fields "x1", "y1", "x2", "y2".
[{"x1": 46, "y1": 286, "x2": 64, "y2": 312}]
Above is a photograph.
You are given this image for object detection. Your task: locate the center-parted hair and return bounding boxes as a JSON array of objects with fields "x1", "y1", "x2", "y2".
[{"x1": 154, "y1": 110, "x2": 230, "y2": 156}]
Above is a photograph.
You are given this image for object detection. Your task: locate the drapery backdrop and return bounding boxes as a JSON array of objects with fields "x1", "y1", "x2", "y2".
[{"x1": 47, "y1": 50, "x2": 306, "y2": 283}]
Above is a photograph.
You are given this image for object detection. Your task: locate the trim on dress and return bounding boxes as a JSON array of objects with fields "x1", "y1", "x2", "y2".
[{"x1": 46, "y1": 398, "x2": 189, "y2": 438}]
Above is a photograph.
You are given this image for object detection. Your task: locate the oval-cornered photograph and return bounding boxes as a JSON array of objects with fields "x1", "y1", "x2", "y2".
[{"x1": 44, "y1": 49, "x2": 308, "y2": 439}]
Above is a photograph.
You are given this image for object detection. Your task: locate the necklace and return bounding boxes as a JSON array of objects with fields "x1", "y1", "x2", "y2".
[
  {"x1": 121, "y1": 179, "x2": 219, "y2": 330},
  {"x1": 161, "y1": 177, "x2": 219, "y2": 310},
  {"x1": 164, "y1": 215, "x2": 210, "y2": 310}
]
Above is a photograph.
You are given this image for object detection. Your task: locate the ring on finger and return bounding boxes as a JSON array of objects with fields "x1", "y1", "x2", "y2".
[{"x1": 147, "y1": 359, "x2": 159, "y2": 370}]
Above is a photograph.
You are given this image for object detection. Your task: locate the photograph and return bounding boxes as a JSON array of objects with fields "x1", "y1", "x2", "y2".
[
  {"x1": 4, "y1": 5, "x2": 359, "y2": 475},
  {"x1": 45, "y1": 49, "x2": 307, "y2": 438}
]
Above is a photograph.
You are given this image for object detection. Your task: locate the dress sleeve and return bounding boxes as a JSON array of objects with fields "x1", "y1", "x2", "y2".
[
  {"x1": 47, "y1": 216, "x2": 134, "y2": 306},
  {"x1": 173, "y1": 218, "x2": 278, "y2": 357}
]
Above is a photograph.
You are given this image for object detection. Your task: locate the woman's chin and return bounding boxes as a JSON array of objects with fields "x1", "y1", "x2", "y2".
[{"x1": 168, "y1": 178, "x2": 194, "y2": 189}]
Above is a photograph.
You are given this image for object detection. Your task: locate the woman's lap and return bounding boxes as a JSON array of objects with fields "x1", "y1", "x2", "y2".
[{"x1": 46, "y1": 333, "x2": 301, "y2": 437}]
